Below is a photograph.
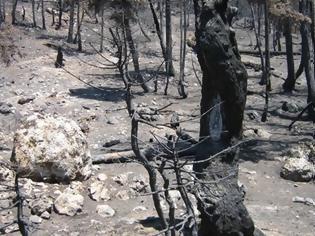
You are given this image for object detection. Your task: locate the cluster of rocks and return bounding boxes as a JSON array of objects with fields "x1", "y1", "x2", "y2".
[
  {"x1": 136, "y1": 103, "x2": 164, "y2": 121},
  {"x1": 280, "y1": 142, "x2": 315, "y2": 182}
]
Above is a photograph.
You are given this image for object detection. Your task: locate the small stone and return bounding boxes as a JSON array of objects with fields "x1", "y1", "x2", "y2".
[
  {"x1": 70, "y1": 232, "x2": 80, "y2": 236},
  {"x1": 281, "y1": 157, "x2": 315, "y2": 182},
  {"x1": 88, "y1": 181, "x2": 110, "y2": 201},
  {"x1": 30, "y1": 196, "x2": 53, "y2": 216},
  {"x1": 243, "y1": 129, "x2": 256, "y2": 138},
  {"x1": 255, "y1": 129, "x2": 272, "y2": 139},
  {"x1": 112, "y1": 174, "x2": 129, "y2": 186},
  {"x1": 133, "y1": 206, "x2": 147, "y2": 212},
  {"x1": 30, "y1": 215, "x2": 42, "y2": 224},
  {"x1": 0, "y1": 102, "x2": 13, "y2": 114},
  {"x1": 169, "y1": 190, "x2": 181, "y2": 201},
  {"x1": 103, "y1": 139, "x2": 121, "y2": 148},
  {"x1": 119, "y1": 217, "x2": 136, "y2": 225},
  {"x1": 96, "y1": 205, "x2": 115, "y2": 218},
  {"x1": 97, "y1": 173, "x2": 108, "y2": 181},
  {"x1": 54, "y1": 188, "x2": 84, "y2": 216},
  {"x1": 40, "y1": 211, "x2": 50, "y2": 219},
  {"x1": 281, "y1": 101, "x2": 300, "y2": 113},
  {"x1": 18, "y1": 95, "x2": 35, "y2": 105},
  {"x1": 115, "y1": 190, "x2": 130, "y2": 200}
]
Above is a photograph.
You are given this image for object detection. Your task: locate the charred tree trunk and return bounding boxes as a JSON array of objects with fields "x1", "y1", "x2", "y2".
[
  {"x1": 261, "y1": 1, "x2": 271, "y2": 122},
  {"x1": 31, "y1": 0, "x2": 36, "y2": 27},
  {"x1": 67, "y1": 0, "x2": 75, "y2": 43},
  {"x1": 250, "y1": 3, "x2": 265, "y2": 82},
  {"x1": 193, "y1": 1, "x2": 255, "y2": 235},
  {"x1": 310, "y1": 0, "x2": 315, "y2": 83},
  {"x1": 148, "y1": 0, "x2": 167, "y2": 73},
  {"x1": 41, "y1": 0, "x2": 46, "y2": 30},
  {"x1": 1, "y1": 0, "x2": 5, "y2": 23},
  {"x1": 100, "y1": 7, "x2": 105, "y2": 52},
  {"x1": 77, "y1": 0, "x2": 83, "y2": 52},
  {"x1": 0, "y1": 0, "x2": 3, "y2": 25},
  {"x1": 165, "y1": 0, "x2": 175, "y2": 78},
  {"x1": 178, "y1": 0, "x2": 188, "y2": 98},
  {"x1": 301, "y1": 0, "x2": 315, "y2": 120},
  {"x1": 283, "y1": 19, "x2": 296, "y2": 92},
  {"x1": 57, "y1": 0, "x2": 63, "y2": 29},
  {"x1": 12, "y1": 0, "x2": 18, "y2": 25},
  {"x1": 124, "y1": 17, "x2": 151, "y2": 93}
]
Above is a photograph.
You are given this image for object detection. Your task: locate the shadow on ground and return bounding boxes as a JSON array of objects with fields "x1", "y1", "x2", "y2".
[{"x1": 69, "y1": 86, "x2": 126, "y2": 102}]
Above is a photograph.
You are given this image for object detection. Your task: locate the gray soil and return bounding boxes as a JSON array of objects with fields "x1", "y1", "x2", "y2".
[{"x1": 0, "y1": 2, "x2": 314, "y2": 236}]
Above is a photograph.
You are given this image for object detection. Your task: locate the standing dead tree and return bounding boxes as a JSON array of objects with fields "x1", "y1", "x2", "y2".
[
  {"x1": 0, "y1": 0, "x2": 3, "y2": 25},
  {"x1": 67, "y1": 0, "x2": 75, "y2": 43},
  {"x1": 93, "y1": 0, "x2": 152, "y2": 93},
  {"x1": 178, "y1": 0, "x2": 188, "y2": 98},
  {"x1": 193, "y1": 0, "x2": 255, "y2": 235},
  {"x1": 0, "y1": 160, "x2": 29, "y2": 236},
  {"x1": 31, "y1": 0, "x2": 36, "y2": 27},
  {"x1": 12, "y1": 0, "x2": 18, "y2": 25},
  {"x1": 41, "y1": 0, "x2": 46, "y2": 30},
  {"x1": 267, "y1": 0, "x2": 311, "y2": 92}
]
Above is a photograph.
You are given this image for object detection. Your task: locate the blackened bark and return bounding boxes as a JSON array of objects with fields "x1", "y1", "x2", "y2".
[
  {"x1": 124, "y1": 17, "x2": 151, "y2": 93},
  {"x1": 178, "y1": 0, "x2": 188, "y2": 98},
  {"x1": 12, "y1": 0, "x2": 18, "y2": 25},
  {"x1": 31, "y1": 0, "x2": 36, "y2": 27},
  {"x1": 57, "y1": 0, "x2": 63, "y2": 29},
  {"x1": 283, "y1": 19, "x2": 296, "y2": 92},
  {"x1": 301, "y1": 0, "x2": 315, "y2": 120},
  {"x1": 261, "y1": 1, "x2": 271, "y2": 122},
  {"x1": 165, "y1": 0, "x2": 175, "y2": 77},
  {"x1": 67, "y1": 0, "x2": 75, "y2": 43},
  {"x1": 100, "y1": 7, "x2": 104, "y2": 52},
  {"x1": 41, "y1": 0, "x2": 46, "y2": 30},
  {"x1": 193, "y1": 0, "x2": 255, "y2": 235},
  {"x1": 148, "y1": 0, "x2": 167, "y2": 69},
  {"x1": 0, "y1": 0, "x2": 3, "y2": 25}
]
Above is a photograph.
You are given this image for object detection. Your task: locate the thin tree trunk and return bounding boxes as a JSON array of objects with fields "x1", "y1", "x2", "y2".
[
  {"x1": 0, "y1": 0, "x2": 3, "y2": 25},
  {"x1": 124, "y1": 17, "x2": 151, "y2": 93},
  {"x1": 67, "y1": 0, "x2": 75, "y2": 43},
  {"x1": 41, "y1": 0, "x2": 46, "y2": 30},
  {"x1": 310, "y1": 0, "x2": 315, "y2": 83},
  {"x1": 261, "y1": 1, "x2": 271, "y2": 122},
  {"x1": 12, "y1": 0, "x2": 18, "y2": 25},
  {"x1": 100, "y1": 7, "x2": 104, "y2": 52},
  {"x1": 165, "y1": 0, "x2": 175, "y2": 79},
  {"x1": 148, "y1": 0, "x2": 167, "y2": 68},
  {"x1": 2, "y1": 0, "x2": 5, "y2": 22},
  {"x1": 250, "y1": 3, "x2": 265, "y2": 81},
  {"x1": 31, "y1": 0, "x2": 36, "y2": 27},
  {"x1": 301, "y1": 0, "x2": 315, "y2": 120},
  {"x1": 282, "y1": 19, "x2": 296, "y2": 92},
  {"x1": 57, "y1": 0, "x2": 63, "y2": 29},
  {"x1": 77, "y1": 0, "x2": 83, "y2": 52},
  {"x1": 178, "y1": 0, "x2": 187, "y2": 98}
]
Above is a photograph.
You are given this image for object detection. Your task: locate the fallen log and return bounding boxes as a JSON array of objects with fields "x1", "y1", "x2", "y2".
[
  {"x1": 92, "y1": 150, "x2": 135, "y2": 164},
  {"x1": 240, "y1": 49, "x2": 301, "y2": 56}
]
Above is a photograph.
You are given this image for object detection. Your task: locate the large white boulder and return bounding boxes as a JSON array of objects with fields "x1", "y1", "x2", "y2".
[{"x1": 11, "y1": 113, "x2": 92, "y2": 182}]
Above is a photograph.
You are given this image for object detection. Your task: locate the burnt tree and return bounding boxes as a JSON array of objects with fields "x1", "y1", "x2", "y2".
[{"x1": 193, "y1": 0, "x2": 255, "y2": 235}]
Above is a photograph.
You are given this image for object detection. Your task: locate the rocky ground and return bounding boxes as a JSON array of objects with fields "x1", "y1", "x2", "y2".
[{"x1": 0, "y1": 2, "x2": 315, "y2": 236}]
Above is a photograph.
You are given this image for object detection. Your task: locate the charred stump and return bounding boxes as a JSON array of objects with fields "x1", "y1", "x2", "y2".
[
  {"x1": 55, "y1": 47, "x2": 64, "y2": 68},
  {"x1": 193, "y1": 0, "x2": 255, "y2": 235}
]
